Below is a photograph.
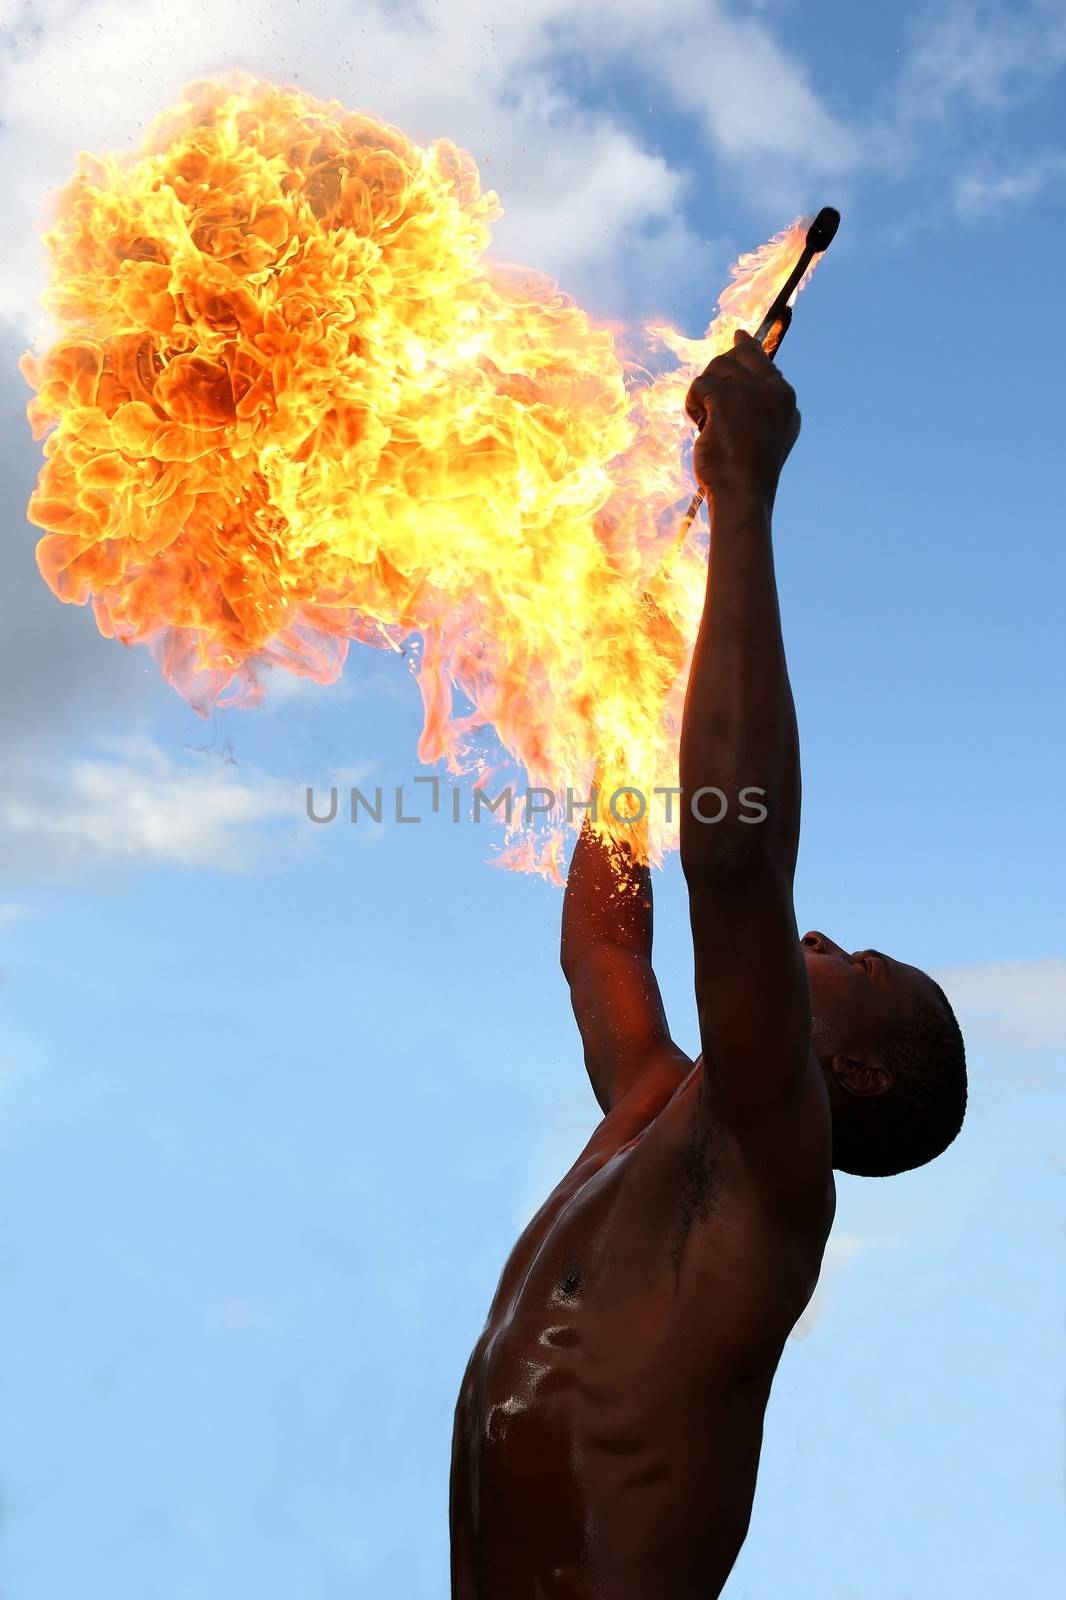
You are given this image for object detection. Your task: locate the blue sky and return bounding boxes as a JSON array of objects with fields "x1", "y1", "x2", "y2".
[{"x1": 1, "y1": 1, "x2": 1064, "y2": 1596}]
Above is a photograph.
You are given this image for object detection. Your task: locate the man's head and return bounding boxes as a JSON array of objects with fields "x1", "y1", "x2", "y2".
[{"x1": 801, "y1": 931, "x2": 967, "y2": 1178}]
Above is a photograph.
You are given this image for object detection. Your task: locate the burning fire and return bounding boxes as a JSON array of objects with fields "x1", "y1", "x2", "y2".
[{"x1": 21, "y1": 74, "x2": 823, "y2": 878}]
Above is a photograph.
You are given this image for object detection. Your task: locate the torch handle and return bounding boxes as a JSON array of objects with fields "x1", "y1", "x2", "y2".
[
  {"x1": 677, "y1": 307, "x2": 794, "y2": 532},
  {"x1": 756, "y1": 305, "x2": 793, "y2": 357},
  {"x1": 673, "y1": 207, "x2": 838, "y2": 542}
]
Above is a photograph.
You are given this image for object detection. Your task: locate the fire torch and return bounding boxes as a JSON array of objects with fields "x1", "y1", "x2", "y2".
[{"x1": 679, "y1": 206, "x2": 841, "y2": 537}]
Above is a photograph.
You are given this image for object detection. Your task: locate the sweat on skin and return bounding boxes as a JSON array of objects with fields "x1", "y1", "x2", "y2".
[{"x1": 448, "y1": 330, "x2": 967, "y2": 1600}]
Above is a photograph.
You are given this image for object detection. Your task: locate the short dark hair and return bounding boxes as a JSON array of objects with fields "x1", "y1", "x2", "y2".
[{"x1": 832, "y1": 979, "x2": 967, "y2": 1178}]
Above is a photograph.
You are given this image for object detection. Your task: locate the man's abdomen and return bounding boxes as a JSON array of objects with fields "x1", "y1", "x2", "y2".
[
  {"x1": 450, "y1": 1311, "x2": 592, "y2": 1597},
  {"x1": 449, "y1": 1300, "x2": 767, "y2": 1600}
]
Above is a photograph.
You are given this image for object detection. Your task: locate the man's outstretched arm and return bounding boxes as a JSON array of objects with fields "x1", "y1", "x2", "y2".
[
  {"x1": 680, "y1": 331, "x2": 829, "y2": 1197},
  {"x1": 561, "y1": 812, "x2": 691, "y2": 1115}
]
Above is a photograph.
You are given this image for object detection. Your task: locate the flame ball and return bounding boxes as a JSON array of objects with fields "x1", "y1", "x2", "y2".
[{"x1": 21, "y1": 73, "x2": 818, "y2": 877}]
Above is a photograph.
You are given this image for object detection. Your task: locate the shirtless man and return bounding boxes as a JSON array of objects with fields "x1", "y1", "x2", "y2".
[{"x1": 449, "y1": 329, "x2": 967, "y2": 1599}]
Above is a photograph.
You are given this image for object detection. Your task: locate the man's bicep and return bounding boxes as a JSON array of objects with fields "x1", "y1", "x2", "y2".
[
  {"x1": 687, "y1": 860, "x2": 811, "y2": 1114},
  {"x1": 566, "y1": 943, "x2": 690, "y2": 1114}
]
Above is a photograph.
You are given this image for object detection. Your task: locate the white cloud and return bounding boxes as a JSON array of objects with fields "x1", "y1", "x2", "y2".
[
  {"x1": 935, "y1": 958, "x2": 1066, "y2": 1051},
  {"x1": 0, "y1": 736, "x2": 301, "y2": 874},
  {"x1": 0, "y1": 0, "x2": 668, "y2": 328},
  {"x1": 4, "y1": 0, "x2": 1063, "y2": 335},
  {"x1": 885, "y1": 3, "x2": 1066, "y2": 233},
  {"x1": 953, "y1": 152, "x2": 1066, "y2": 219},
  {"x1": 571, "y1": 0, "x2": 861, "y2": 190},
  {"x1": 0, "y1": 0, "x2": 865, "y2": 333},
  {"x1": 4, "y1": 0, "x2": 1064, "y2": 829},
  {"x1": 0, "y1": 0, "x2": 864, "y2": 793},
  {"x1": 901, "y1": 0, "x2": 1066, "y2": 117}
]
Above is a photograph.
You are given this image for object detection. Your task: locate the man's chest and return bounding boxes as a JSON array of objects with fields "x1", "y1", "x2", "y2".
[{"x1": 476, "y1": 1082, "x2": 821, "y2": 1456}]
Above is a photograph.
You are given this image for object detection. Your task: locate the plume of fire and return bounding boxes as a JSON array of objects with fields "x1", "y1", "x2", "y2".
[{"x1": 20, "y1": 74, "x2": 824, "y2": 878}]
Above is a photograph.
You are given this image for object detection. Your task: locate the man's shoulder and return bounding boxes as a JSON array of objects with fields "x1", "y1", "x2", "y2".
[{"x1": 571, "y1": 1052, "x2": 696, "y2": 1171}]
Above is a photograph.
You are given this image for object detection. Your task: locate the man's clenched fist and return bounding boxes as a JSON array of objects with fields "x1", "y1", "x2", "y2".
[{"x1": 685, "y1": 329, "x2": 801, "y2": 503}]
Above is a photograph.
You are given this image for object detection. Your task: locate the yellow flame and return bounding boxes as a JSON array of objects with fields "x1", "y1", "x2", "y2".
[{"x1": 20, "y1": 73, "x2": 823, "y2": 878}]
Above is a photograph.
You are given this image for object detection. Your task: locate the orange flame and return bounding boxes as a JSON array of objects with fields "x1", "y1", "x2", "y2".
[{"x1": 20, "y1": 73, "x2": 824, "y2": 878}]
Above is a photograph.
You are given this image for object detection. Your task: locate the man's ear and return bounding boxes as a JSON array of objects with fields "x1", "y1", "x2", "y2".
[{"x1": 830, "y1": 1055, "x2": 892, "y2": 1098}]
